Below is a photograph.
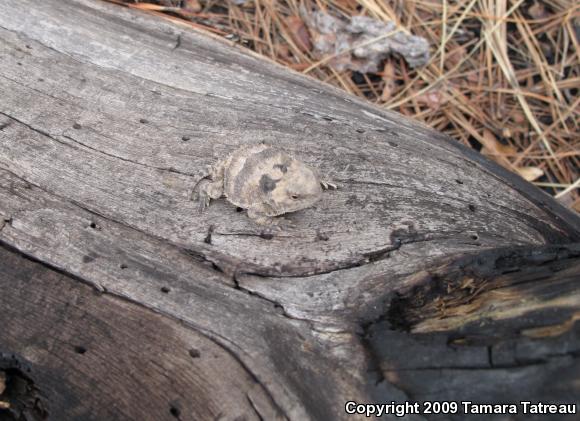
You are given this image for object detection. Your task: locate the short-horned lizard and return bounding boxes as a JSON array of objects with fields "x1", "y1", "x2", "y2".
[{"x1": 193, "y1": 144, "x2": 334, "y2": 225}]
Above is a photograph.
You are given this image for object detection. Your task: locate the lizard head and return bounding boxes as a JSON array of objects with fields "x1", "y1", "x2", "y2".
[{"x1": 259, "y1": 157, "x2": 323, "y2": 216}]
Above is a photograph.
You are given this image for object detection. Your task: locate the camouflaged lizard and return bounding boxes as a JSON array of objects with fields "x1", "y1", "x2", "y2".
[{"x1": 193, "y1": 144, "x2": 335, "y2": 226}]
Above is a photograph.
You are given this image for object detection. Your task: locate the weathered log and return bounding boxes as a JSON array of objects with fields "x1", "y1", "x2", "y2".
[{"x1": 0, "y1": 0, "x2": 579, "y2": 420}]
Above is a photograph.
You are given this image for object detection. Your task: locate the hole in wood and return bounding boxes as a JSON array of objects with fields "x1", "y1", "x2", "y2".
[
  {"x1": 455, "y1": 179, "x2": 464, "y2": 184},
  {"x1": 204, "y1": 225, "x2": 214, "y2": 245},
  {"x1": 356, "y1": 129, "x2": 365, "y2": 133},
  {"x1": 388, "y1": 141, "x2": 398, "y2": 147},
  {"x1": 468, "y1": 204, "x2": 476, "y2": 212},
  {"x1": 169, "y1": 406, "x2": 181, "y2": 418},
  {"x1": 74, "y1": 346, "x2": 87, "y2": 354},
  {"x1": 188, "y1": 349, "x2": 201, "y2": 358},
  {"x1": 470, "y1": 233, "x2": 479, "y2": 240},
  {"x1": 316, "y1": 231, "x2": 329, "y2": 241},
  {"x1": 72, "y1": 123, "x2": 82, "y2": 130},
  {"x1": 235, "y1": 207, "x2": 244, "y2": 213},
  {"x1": 181, "y1": 136, "x2": 190, "y2": 141},
  {"x1": 260, "y1": 232, "x2": 273, "y2": 240},
  {"x1": 139, "y1": 118, "x2": 148, "y2": 124},
  {"x1": 161, "y1": 286, "x2": 171, "y2": 294},
  {"x1": 119, "y1": 263, "x2": 128, "y2": 269}
]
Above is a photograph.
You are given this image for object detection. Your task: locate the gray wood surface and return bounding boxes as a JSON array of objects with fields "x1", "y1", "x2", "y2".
[{"x1": 1, "y1": 0, "x2": 579, "y2": 420}]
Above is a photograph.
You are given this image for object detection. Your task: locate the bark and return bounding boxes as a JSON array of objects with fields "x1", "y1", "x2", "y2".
[{"x1": 0, "y1": 0, "x2": 579, "y2": 420}]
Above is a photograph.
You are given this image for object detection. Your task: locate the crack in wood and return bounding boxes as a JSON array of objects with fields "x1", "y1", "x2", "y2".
[
  {"x1": 0, "y1": 109, "x2": 195, "y2": 177},
  {"x1": 0, "y1": 111, "x2": 74, "y2": 150},
  {"x1": 61, "y1": 134, "x2": 195, "y2": 177},
  {"x1": 231, "y1": 273, "x2": 313, "y2": 324},
  {"x1": 0, "y1": 239, "x2": 107, "y2": 296}
]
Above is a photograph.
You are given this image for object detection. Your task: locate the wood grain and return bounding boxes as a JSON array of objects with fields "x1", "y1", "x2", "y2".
[{"x1": 0, "y1": 245, "x2": 274, "y2": 421}]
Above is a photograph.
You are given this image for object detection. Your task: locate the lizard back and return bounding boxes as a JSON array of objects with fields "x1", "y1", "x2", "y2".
[{"x1": 223, "y1": 144, "x2": 290, "y2": 209}]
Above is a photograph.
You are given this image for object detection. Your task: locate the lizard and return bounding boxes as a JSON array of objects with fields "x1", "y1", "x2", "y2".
[{"x1": 193, "y1": 144, "x2": 335, "y2": 226}]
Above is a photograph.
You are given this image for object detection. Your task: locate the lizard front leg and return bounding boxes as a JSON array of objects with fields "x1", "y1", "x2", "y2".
[{"x1": 192, "y1": 161, "x2": 226, "y2": 212}]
